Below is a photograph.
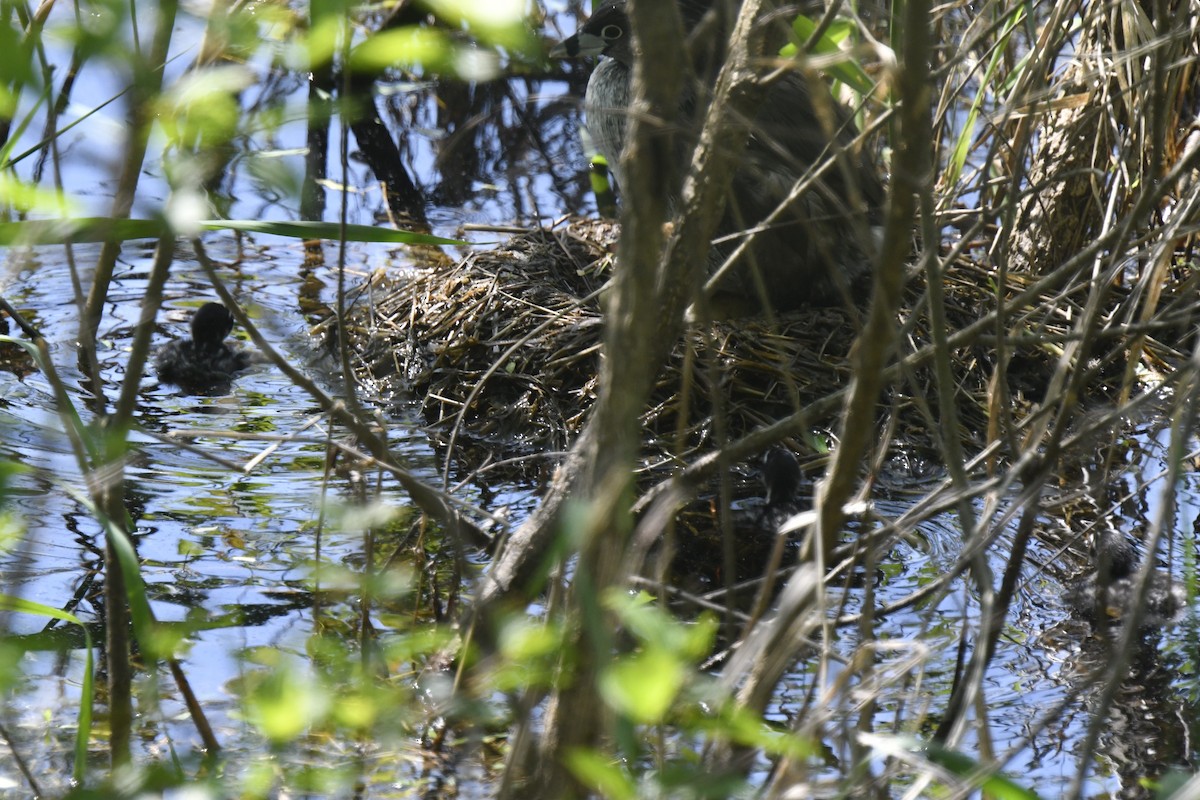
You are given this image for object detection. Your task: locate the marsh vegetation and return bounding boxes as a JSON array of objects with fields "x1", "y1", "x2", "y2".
[{"x1": 1, "y1": 0, "x2": 1199, "y2": 798}]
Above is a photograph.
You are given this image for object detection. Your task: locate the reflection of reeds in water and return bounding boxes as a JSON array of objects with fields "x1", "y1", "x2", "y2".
[{"x1": 1060, "y1": 586, "x2": 1193, "y2": 799}]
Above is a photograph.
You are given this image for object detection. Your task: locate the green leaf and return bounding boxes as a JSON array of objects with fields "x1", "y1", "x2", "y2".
[
  {"x1": 0, "y1": 217, "x2": 164, "y2": 245},
  {"x1": 599, "y1": 647, "x2": 684, "y2": 723},
  {"x1": 209, "y1": 219, "x2": 465, "y2": 245},
  {"x1": 924, "y1": 741, "x2": 1042, "y2": 799},
  {"x1": 246, "y1": 666, "x2": 331, "y2": 744},
  {"x1": 604, "y1": 590, "x2": 717, "y2": 660},
  {"x1": 0, "y1": 594, "x2": 86, "y2": 627},
  {"x1": 565, "y1": 748, "x2": 637, "y2": 800},
  {"x1": 350, "y1": 27, "x2": 456, "y2": 74},
  {"x1": 423, "y1": 0, "x2": 537, "y2": 53},
  {"x1": 784, "y1": 15, "x2": 875, "y2": 97}
]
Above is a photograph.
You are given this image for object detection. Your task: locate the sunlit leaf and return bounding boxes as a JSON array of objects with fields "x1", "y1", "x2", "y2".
[
  {"x1": 599, "y1": 647, "x2": 684, "y2": 723},
  {"x1": 286, "y1": 15, "x2": 343, "y2": 70},
  {"x1": 0, "y1": 459, "x2": 30, "y2": 489},
  {"x1": 605, "y1": 590, "x2": 717, "y2": 660},
  {"x1": 685, "y1": 701, "x2": 812, "y2": 759},
  {"x1": 351, "y1": 27, "x2": 455, "y2": 74},
  {"x1": 783, "y1": 15, "x2": 875, "y2": 97},
  {"x1": 0, "y1": 594, "x2": 85, "y2": 626},
  {"x1": 498, "y1": 616, "x2": 562, "y2": 661},
  {"x1": 565, "y1": 748, "x2": 637, "y2": 800},
  {"x1": 0, "y1": 512, "x2": 24, "y2": 554},
  {"x1": 423, "y1": 0, "x2": 537, "y2": 53},
  {"x1": 327, "y1": 498, "x2": 406, "y2": 531},
  {"x1": 331, "y1": 692, "x2": 378, "y2": 730},
  {"x1": 0, "y1": 174, "x2": 76, "y2": 215},
  {"x1": 157, "y1": 64, "x2": 256, "y2": 147},
  {"x1": 246, "y1": 666, "x2": 330, "y2": 744}
]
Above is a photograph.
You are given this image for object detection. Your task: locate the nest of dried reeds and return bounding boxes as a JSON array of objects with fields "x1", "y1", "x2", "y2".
[
  {"x1": 350, "y1": 218, "x2": 615, "y2": 452},
  {"x1": 343, "y1": 215, "x2": 1198, "y2": 485}
]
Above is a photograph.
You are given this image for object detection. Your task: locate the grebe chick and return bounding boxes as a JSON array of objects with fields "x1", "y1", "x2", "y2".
[
  {"x1": 757, "y1": 447, "x2": 805, "y2": 531},
  {"x1": 1065, "y1": 524, "x2": 1186, "y2": 628},
  {"x1": 155, "y1": 302, "x2": 252, "y2": 392},
  {"x1": 761, "y1": 447, "x2": 802, "y2": 511}
]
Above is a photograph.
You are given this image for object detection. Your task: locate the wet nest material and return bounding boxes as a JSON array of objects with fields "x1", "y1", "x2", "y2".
[{"x1": 344, "y1": 216, "x2": 1197, "y2": 478}]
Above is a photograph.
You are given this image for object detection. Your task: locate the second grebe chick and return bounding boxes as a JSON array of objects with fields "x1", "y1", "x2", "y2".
[{"x1": 155, "y1": 302, "x2": 252, "y2": 392}]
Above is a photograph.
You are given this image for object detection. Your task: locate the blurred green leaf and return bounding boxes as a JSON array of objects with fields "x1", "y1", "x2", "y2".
[
  {"x1": 488, "y1": 616, "x2": 565, "y2": 691},
  {"x1": 0, "y1": 173, "x2": 76, "y2": 215},
  {"x1": 0, "y1": 459, "x2": 30, "y2": 491},
  {"x1": 246, "y1": 666, "x2": 331, "y2": 743},
  {"x1": 925, "y1": 741, "x2": 1042, "y2": 799},
  {"x1": 245, "y1": 153, "x2": 305, "y2": 200},
  {"x1": 605, "y1": 590, "x2": 717, "y2": 660},
  {"x1": 50, "y1": 0, "x2": 131, "y2": 62},
  {"x1": 424, "y1": 0, "x2": 537, "y2": 53},
  {"x1": 158, "y1": 64, "x2": 256, "y2": 147},
  {"x1": 565, "y1": 748, "x2": 637, "y2": 800},
  {"x1": 330, "y1": 690, "x2": 379, "y2": 730},
  {"x1": 351, "y1": 27, "x2": 456, "y2": 73},
  {"x1": 865, "y1": 735, "x2": 1043, "y2": 799},
  {"x1": 600, "y1": 647, "x2": 684, "y2": 723},
  {"x1": 0, "y1": 15, "x2": 37, "y2": 101},
  {"x1": 498, "y1": 616, "x2": 562, "y2": 661},
  {"x1": 0, "y1": 512, "x2": 23, "y2": 555}
]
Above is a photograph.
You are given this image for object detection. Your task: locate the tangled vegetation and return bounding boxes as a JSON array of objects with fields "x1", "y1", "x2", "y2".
[{"x1": 0, "y1": 0, "x2": 1198, "y2": 798}]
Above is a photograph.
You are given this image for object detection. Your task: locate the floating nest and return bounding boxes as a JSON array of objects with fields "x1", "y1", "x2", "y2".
[{"x1": 343, "y1": 215, "x2": 1196, "y2": 490}]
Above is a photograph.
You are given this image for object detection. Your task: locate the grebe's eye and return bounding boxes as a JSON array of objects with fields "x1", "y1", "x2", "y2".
[{"x1": 600, "y1": 24, "x2": 623, "y2": 41}]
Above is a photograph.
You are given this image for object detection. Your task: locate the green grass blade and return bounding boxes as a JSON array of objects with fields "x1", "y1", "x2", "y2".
[
  {"x1": 944, "y1": 5, "x2": 1027, "y2": 191},
  {"x1": 201, "y1": 218, "x2": 465, "y2": 245},
  {"x1": 0, "y1": 217, "x2": 465, "y2": 246},
  {"x1": 0, "y1": 83, "x2": 50, "y2": 169}
]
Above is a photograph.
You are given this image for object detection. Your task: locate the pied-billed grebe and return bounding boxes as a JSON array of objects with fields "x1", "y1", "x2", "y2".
[
  {"x1": 155, "y1": 302, "x2": 252, "y2": 392},
  {"x1": 551, "y1": 0, "x2": 885, "y2": 309},
  {"x1": 1065, "y1": 523, "x2": 1186, "y2": 628}
]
